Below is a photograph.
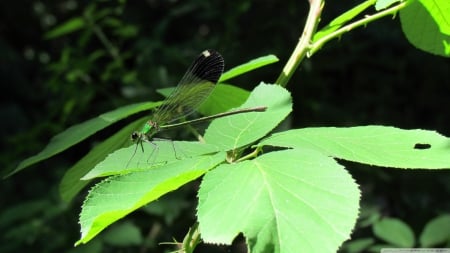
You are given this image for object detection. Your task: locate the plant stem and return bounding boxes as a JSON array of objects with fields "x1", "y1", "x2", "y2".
[
  {"x1": 276, "y1": 0, "x2": 409, "y2": 87},
  {"x1": 275, "y1": 0, "x2": 324, "y2": 87},
  {"x1": 234, "y1": 146, "x2": 263, "y2": 163},
  {"x1": 182, "y1": 223, "x2": 201, "y2": 253},
  {"x1": 309, "y1": 1, "x2": 409, "y2": 56}
]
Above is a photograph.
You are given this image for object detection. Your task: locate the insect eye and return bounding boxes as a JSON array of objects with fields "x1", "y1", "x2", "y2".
[{"x1": 131, "y1": 132, "x2": 139, "y2": 141}]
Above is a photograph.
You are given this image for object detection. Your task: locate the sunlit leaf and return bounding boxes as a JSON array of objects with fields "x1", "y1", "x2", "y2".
[
  {"x1": 219, "y1": 55, "x2": 279, "y2": 82},
  {"x1": 400, "y1": 0, "x2": 450, "y2": 56},
  {"x1": 313, "y1": 0, "x2": 375, "y2": 42},
  {"x1": 204, "y1": 83, "x2": 292, "y2": 150},
  {"x1": 260, "y1": 126, "x2": 450, "y2": 169},
  {"x1": 82, "y1": 141, "x2": 221, "y2": 179},
  {"x1": 76, "y1": 152, "x2": 226, "y2": 245},
  {"x1": 198, "y1": 149, "x2": 360, "y2": 252}
]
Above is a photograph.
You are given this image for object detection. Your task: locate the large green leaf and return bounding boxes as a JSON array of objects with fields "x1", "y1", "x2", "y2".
[
  {"x1": 84, "y1": 85, "x2": 284, "y2": 179},
  {"x1": 259, "y1": 126, "x2": 450, "y2": 169},
  {"x1": 76, "y1": 152, "x2": 226, "y2": 245},
  {"x1": 204, "y1": 83, "x2": 292, "y2": 150},
  {"x1": 400, "y1": 0, "x2": 450, "y2": 56},
  {"x1": 197, "y1": 149, "x2": 360, "y2": 253},
  {"x1": 59, "y1": 117, "x2": 148, "y2": 202},
  {"x1": 82, "y1": 141, "x2": 221, "y2": 179},
  {"x1": 9, "y1": 102, "x2": 158, "y2": 177}
]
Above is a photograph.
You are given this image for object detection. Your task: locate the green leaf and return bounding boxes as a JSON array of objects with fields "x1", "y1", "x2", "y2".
[
  {"x1": 44, "y1": 17, "x2": 86, "y2": 39},
  {"x1": 219, "y1": 55, "x2": 279, "y2": 82},
  {"x1": 59, "y1": 117, "x2": 148, "y2": 202},
  {"x1": 419, "y1": 214, "x2": 450, "y2": 247},
  {"x1": 161, "y1": 84, "x2": 252, "y2": 116},
  {"x1": 373, "y1": 217, "x2": 415, "y2": 247},
  {"x1": 197, "y1": 149, "x2": 360, "y2": 252},
  {"x1": 400, "y1": 0, "x2": 450, "y2": 57},
  {"x1": 358, "y1": 205, "x2": 382, "y2": 227},
  {"x1": 198, "y1": 84, "x2": 251, "y2": 115},
  {"x1": 204, "y1": 83, "x2": 292, "y2": 150},
  {"x1": 375, "y1": 0, "x2": 402, "y2": 10},
  {"x1": 9, "y1": 102, "x2": 158, "y2": 177},
  {"x1": 82, "y1": 141, "x2": 221, "y2": 179},
  {"x1": 313, "y1": 0, "x2": 376, "y2": 42},
  {"x1": 76, "y1": 152, "x2": 226, "y2": 245},
  {"x1": 259, "y1": 126, "x2": 450, "y2": 169}
]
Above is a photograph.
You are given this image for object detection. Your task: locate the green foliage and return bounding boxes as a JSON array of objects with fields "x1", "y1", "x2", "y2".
[
  {"x1": 312, "y1": 0, "x2": 377, "y2": 44},
  {"x1": 372, "y1": 218, "x2": 415, "y2": 247},
  {"x1": 400, "y1": 0, "x2": 450, "y2": 56},
  {"x1": 204, "y1": 84, "x2": 291, "y2": 150},
  {"x1": 259, "y1": 126, "x2": 450, "y2": 169},
  {"x1": 59, "y1": 117, "x2": 149, "y2": 202},
  {"x1": 82, "y1": 141, "x2": 220, "y2": 179},
  {"x1": 310, "y1": 0, "x2": 450, "y2": 58},
  {"x1": 219, "y1": 55, "x2": 279, "y2": 82},
  {"x1": 198, "y1": 149, "x2": 359, "y2": 252},
  {"x1": 10, "y1": 102, "x2": 159, "y2": 177},
  {"x1": 419, "y1": 214, "x2": 450, "y2": 247},
  {"x1": 340, "y1": 215, "x2": 450, "y2": 251},
  {"x1": 375, "y1": 0, "x2": 402, "y2": 10},
  {"x1": 44, "y1": 17, "x2": 86, "y2": 39},
  {"x1": 76, "y1": 83, "x2": 292, "y2": 245},
  {"x1": 77, "y1": 152, "x2": 226, "y2": 245},
  {"x1": 198, "y1": 84, "x2": 251, "y2": 115}
]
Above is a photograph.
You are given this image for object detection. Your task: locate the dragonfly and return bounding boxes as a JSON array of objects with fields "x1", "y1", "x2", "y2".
[{"x1": 131, "y1": 49, "x2": 267, "y2": 155}]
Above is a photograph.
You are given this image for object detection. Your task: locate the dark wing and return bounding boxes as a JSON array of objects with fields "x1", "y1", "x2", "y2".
[{"x1": 151, "y1": 49, "x2": 224, "y2": 125}]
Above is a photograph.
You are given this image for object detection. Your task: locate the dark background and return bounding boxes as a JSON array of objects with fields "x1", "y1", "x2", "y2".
[{"x1": 1, "y1": 1, "x2": 449, "y2": 252}]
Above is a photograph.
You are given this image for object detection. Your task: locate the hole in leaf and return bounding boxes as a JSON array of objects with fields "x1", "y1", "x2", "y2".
[{"x1": 414, "y1": 143, "x2": 431, "y2": 150}]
